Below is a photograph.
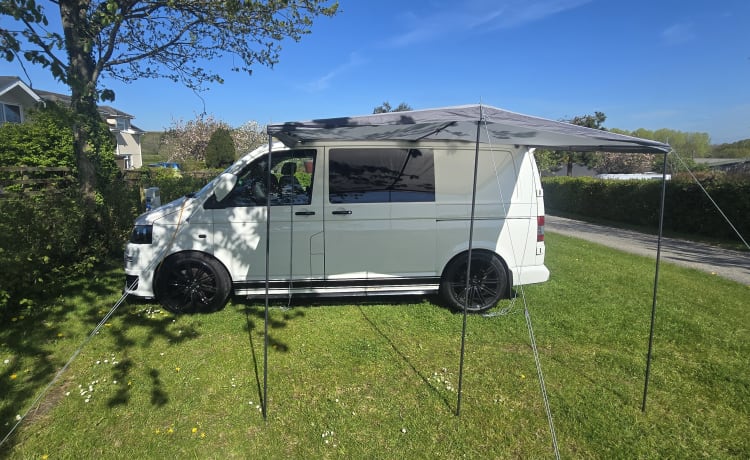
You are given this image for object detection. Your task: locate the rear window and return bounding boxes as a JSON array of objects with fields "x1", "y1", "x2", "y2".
[{"x1": 329, "y1": 148, "x2": 435, "y2": 204}]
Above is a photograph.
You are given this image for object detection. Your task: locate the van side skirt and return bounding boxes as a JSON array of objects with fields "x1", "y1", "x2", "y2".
[{"x1": 233, "y1": 277, "x2": 441, "y2": 297}]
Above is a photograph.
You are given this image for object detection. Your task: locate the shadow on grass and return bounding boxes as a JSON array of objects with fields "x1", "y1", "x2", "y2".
[
  {"x1": 235, "y1": 298, "x2": 308, "y2": 409},
  {"x1": 0, "y1": 268, "x2": 121, "y2": 455},
  {"x1": 0, "y1": 259, "x2": 204, "y2": 455},
  {"x1": 236, "y1": 294, "x2": 463, "y2": 414},
  {"x1": 357, "y1": 305, "x2": 456, "y2": 413},
  {"x1": 100, "y1": 296, "x2": 204, "y2": 409},
  {"x1": 232, "y1": 295, "x2": 441, "y2": 411},
  {"x1": 0, "y1": 309, "x2": 65, "y2": 458}
]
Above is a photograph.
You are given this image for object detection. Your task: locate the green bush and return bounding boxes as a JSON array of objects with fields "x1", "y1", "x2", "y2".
[
  {"x1": 0, "y1": 105, "x2": 218, "y2": 317},
  {"x1": 0, "y1": 103, "x2": 117, "y2": 183},
  {"x1": 0, "y1": 104, "x2": 125, "y2": 316},
  {"x1": 542, "y1": 176, "x2": 750, "y2": 240},
  {"x1": 205, "y1": 127, "x2": 236, "y2": 168},
  {"x1": 0, "y1": 169, "x2": 214, "y2": 316},
  {"x1": 0, "y1": 106, "x2": 75, "y2": 168},
  {"x1": 127, "y1": 168, "x2": 216, "y2": 205},
  {"x1": 1, "y1": 190, "x2": 88, "y2": 314}
]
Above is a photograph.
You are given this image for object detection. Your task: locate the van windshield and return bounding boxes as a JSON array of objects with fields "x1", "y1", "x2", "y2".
[{"x1": 191, "y1": 157, "x2": 252, "y2": 201}]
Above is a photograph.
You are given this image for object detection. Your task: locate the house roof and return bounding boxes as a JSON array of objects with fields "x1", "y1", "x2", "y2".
[
  {"x1": 268, "y1": 104, "x2": 671, "y2": 154},
  {"x1": 33, "y1": 89, "x2": 137, "y2": 120},
  {"x1": 1, "y1": 77, "x2": 142, "y2": 132},
  {"x1": 0, "y1": 76, "x2": 43, "y2": 103},
  {"x1": 99, "y1": 104, "x2": 135, "y2": 119}
]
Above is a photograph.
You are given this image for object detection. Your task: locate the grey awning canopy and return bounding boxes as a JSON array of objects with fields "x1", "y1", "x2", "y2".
[{"x1": 267, "y1": 104, "x2": 671, "y2": 154}]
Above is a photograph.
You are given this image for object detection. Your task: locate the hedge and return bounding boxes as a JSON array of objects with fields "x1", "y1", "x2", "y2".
[
  {"x1": 542, "y1": 175, "x2": 750, "y2": 241},
  {"x1": 0, "y1": 170, "x2": 215, "y2": 316}
]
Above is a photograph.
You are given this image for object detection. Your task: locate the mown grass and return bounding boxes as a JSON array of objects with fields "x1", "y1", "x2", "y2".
[{"x1": 1, "y1": 233, "x2": 748, "y2": 458}]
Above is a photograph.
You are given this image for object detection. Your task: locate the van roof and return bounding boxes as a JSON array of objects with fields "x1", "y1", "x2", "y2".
[{"x1": 267, "y1": 104, "x2": 670, "y2": 154}]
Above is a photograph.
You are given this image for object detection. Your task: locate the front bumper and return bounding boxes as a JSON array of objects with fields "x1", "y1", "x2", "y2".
[{"x1": 124, "y1": 244, "x2": 157, "y2": 298}]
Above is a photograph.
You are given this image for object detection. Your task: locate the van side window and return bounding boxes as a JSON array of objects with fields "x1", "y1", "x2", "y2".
[
  {"x1": 206, "y1": 150, "x2": 316, "y2": 208},
  {"x1": 329, "y1": 148, "x2": 435, "y2": 203}
]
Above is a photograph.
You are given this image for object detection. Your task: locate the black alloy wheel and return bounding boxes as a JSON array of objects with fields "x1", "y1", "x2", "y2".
[
  {"x1": 154, "y1": 252, "x2": 231, "y2": 314},
  {"x1": 440, "y1": 251, "x2": 508, "y2": 313}
]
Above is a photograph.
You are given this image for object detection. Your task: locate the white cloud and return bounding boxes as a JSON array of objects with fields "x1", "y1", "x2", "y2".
[
  {"x1": 661, "y1": 23, "x2": 695, "y2": 46},
  {"x1": 303, "y1": 52, "x2": 366, "y2": 92},
  {"x1": 388, "y1": 0, "x2": 592, "y2": 47}
]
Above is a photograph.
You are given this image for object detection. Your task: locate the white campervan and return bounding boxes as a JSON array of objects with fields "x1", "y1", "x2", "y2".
[
  {"x1": 125, "y1": 137, "x2": 548, "y2": 314},
  {"x1": 124, "y1": 105, "x2": 670, "y2": 314}
]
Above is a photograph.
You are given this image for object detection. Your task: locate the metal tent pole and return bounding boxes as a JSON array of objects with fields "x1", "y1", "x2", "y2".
[
  {"x1": 642, "y1": 150, "x2": 669, "y2": 412},
  {"x1": 263, "y1": 135, "x2": 273, "y2": 420},
  {"x1": 457, "y1": 110, "x2": 483, "y2": 416}
]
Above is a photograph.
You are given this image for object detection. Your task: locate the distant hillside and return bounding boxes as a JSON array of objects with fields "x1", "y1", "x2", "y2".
[
  {"x1": 141, "y1": 131, "x2": 181, "y2": 164},
  {"x1": 711, "y1": 139, "x2": 750, "y2": 158},
  {"x1": 141, "y1": 131, "x2": 166, "y2": 156}
]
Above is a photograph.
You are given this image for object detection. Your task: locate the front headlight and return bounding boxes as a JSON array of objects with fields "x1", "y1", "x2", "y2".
[{"x1": 130, "y1": 225, "x2": 153, "y2": 244}]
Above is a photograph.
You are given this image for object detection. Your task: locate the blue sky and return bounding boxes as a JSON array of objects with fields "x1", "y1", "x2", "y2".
[{"x1": 2, "y1": 0, "x2": 749, "y2": 143}]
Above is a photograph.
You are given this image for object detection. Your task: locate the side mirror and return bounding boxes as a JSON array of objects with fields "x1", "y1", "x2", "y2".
[{"x1": 213, "y1": 172, "x2": 237, "y2": 202}]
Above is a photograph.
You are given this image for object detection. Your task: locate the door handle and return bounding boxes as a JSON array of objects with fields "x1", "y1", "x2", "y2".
[
  {"x1": 295, "y1": 211, "x2": 315, "y2": 216},
  {"x1": 332, "y1": 210, "x2": 352, "y2": 215}
]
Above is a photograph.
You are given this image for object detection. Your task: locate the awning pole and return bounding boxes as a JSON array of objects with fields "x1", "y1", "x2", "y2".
[
  {"x1": 263, "y1": 135, "x2": 273, "y2": 420},
  {"x1": 642, "y1": 150, "x2": 669, "y2": 412},
  {"x1": 457, "y1": 110, "x2": 483, "y2": 416}
]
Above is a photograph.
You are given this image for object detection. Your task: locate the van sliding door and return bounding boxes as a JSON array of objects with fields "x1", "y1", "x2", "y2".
[{"x1": 324, "y1": 147, "x2": 437, "y2": 282}]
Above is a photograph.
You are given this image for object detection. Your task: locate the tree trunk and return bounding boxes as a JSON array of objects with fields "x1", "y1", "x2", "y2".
[
  {"x1": 59, "y1": 0, "x2": 105, "y2": 249},
  {"x1": 58, "y1": 0, "x2": 99, "y2": 203}
]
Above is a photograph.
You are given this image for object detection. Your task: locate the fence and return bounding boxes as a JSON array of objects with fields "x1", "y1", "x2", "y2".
[{"x1": 0, "y1": 166, "x2": 76, "y2": 198}]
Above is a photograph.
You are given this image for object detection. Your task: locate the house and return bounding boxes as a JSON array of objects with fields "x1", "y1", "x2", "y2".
[
  {"x1": 0, "y1": 76, "x2": 42, "y2": 124},
  {"x1": 0, "y1": 76, "x2": 144, "y2": 170}
]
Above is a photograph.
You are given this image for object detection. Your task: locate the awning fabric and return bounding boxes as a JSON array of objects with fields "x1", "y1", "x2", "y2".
[{"x1": 267, "y1": 104, "x2": 671, "y2": 154}]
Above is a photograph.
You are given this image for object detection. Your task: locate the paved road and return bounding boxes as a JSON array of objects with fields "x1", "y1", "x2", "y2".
[{"x1": 545, "y1": 215, "x2": 750, "y2": 286}]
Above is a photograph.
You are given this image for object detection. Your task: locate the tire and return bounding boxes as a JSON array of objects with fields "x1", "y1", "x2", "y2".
[
  {"x1": 440, "y1": 251, "x2": 508, "y2": 313},
  {"x1": 154, "y1": 252, "x2": 231, "y2": 314}
]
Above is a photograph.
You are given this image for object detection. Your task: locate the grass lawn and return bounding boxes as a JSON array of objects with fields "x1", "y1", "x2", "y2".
[{"x1": 1, "y1": 233, "x2": 748, "y2": 458}]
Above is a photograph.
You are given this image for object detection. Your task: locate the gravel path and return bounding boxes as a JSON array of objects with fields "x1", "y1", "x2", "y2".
[{"x1": 545, "y1": 215, "x2": 750, "y2": 286}]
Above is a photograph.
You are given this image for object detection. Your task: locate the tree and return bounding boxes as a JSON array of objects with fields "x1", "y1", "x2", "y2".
[
  {"x1": 608, "y1": 127, "x2": 715, "y2": 172},
  {"x1": 161, "y1": 115, "x2": 265, "y2": 166},
  {"x1": 626, "y1": 128, "x2": 711, "y2": 159},
  {"x1": 0, "y1": 102, "x2": 116, "y2": 177},
  {"x1": 162, "y1": 115, "x2": 230, "y2": 164},
  {"x1": 535, "y1": 111, "x2": 607, "y2": 176},
  {"x1": 231, "y1": 120, "x2": 267, "y2": 155},
  {"x1": 373, "y1": 102, "x2": 413, "y2": 114},
  {"x1": 561, "y1": 112, "x2": 607, "y2": 176},
  {"x1": 205, "y1": 127, "x2": 236, "y2": 168},
  {"x1": 593, "y1": 151, "x2": 656, "y2": 174},
  {"x1": 712, "y1": 139, "x2": 750, "y2": 158},
  {"x1": 1, "y1": 0, "x2": 339, "y2": 201}
]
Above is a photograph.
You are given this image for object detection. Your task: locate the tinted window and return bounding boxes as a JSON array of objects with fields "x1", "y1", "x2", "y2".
[
  {"x1": 329, "y1": 148, "x2": 435, "y2": 203},
  {"x1": 206, "y1": 150, "x2": 316, "y2": 208}
]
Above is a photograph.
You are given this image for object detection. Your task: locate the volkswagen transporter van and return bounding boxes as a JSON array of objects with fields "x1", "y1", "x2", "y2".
[{"x1": 125, "y1": 137, "x2": 549, "y2": 314}]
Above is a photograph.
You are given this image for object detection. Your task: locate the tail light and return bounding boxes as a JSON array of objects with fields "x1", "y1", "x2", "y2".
[{"x1": 537, "y1": 216, "x2": 545, "y2": 242}]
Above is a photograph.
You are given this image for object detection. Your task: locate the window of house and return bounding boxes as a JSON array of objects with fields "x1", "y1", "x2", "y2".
[
  {"x1": 1, "y1": 103, "x2": 22, "y2": 124},
  {"x1": 329, "y1": 148, "x2": 435, "y2": 204},
  {"x1": 116, "y1": 118, "x2": 130, "y2": 131}
]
